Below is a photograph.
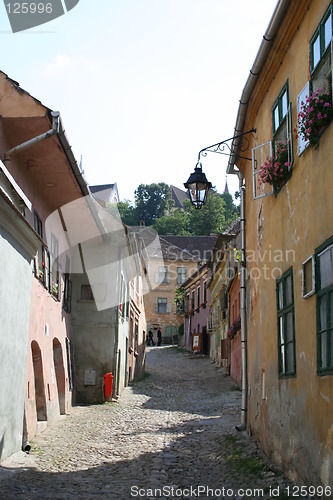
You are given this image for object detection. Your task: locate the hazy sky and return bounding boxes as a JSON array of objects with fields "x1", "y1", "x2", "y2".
[{"x1": 0, "y1": 0, "x2": 278, "y2": 202}]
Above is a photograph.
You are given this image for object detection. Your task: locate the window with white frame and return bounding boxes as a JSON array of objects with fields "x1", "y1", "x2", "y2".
[
  {"x1": 177, "y1": 267, "x2": 186, "y2": 284},
  {"x1": 155, "y1": 266, "x2": 169, "y2": 284},
  {"x1": 302, "y1": 255, "x2": 315, "y2": 298},
  {"x1": 296, "y1": 82, "x2": 310, "y2": 155},
  {"x1": 316, "y1": 237, "x2": 333, "y2": 373}
]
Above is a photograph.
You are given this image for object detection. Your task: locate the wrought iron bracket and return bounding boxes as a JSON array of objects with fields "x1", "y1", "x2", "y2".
[{"x1": 197, "y1": 128, "x2": 256, "y2": 163}]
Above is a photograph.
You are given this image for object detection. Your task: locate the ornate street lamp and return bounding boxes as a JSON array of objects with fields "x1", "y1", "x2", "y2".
[{"x1": 184, "y1": 128, "x2": 256, "y2": 209}]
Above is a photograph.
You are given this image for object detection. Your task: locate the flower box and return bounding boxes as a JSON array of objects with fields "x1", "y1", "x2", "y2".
[
  {"x1": 258, "y1": 139, "x2": 291, "y2": 191},
  {"x1": 295, "y1": 87, "x2": 333, "y2": 149}
]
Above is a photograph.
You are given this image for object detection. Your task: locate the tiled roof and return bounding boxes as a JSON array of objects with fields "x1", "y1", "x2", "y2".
[
  {"x1": 162, "y1": 235, "x2": 218, "y2": 262},
  {"x1": 170, "y1": 185, "x2": 189, "y2": 208},
  {"x1": 225, "y1": 217, "x2": 241, "y2": 236}
]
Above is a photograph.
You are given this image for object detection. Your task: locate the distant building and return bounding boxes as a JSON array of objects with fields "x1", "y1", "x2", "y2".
[
  {"x1": 90, "y1": 184, "x2": 119, "y2": 206},
  {"x1": 170, "y1": 185, "x2": 189, "y2": 209}
]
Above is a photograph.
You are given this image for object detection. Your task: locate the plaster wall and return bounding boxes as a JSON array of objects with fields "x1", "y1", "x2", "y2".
[
  {"x1": 26, "y1": 276, "x2": 72, "y2": 440},
  {"x1": 0, "y1": 227, "x2": 33, "y2": 461},
  {"x1": 71, "y1": 273, "x2": 117, "y2": 404},
  {"x1": 144, "y1": 258, "x2": 197, "y2": 339},
  {"x1": 237, "y1": 0, "x2": 333, "y2": 486}
]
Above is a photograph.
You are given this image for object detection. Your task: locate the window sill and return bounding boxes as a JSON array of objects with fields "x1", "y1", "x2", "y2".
[
  {"x1": 317, "y1": 368, "x2": 333, "y2": 377},
  {"x1": 278, "y1": 372, "x2": 296, "y2": 379}
]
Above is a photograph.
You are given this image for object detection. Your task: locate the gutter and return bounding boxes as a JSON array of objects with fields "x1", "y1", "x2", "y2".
[
  {"x1": 5, "y1": 111, "x2": 60, "y2": 157},
  {"x1": 227, "y1": 0, "x2": 290, "y2": 174}
]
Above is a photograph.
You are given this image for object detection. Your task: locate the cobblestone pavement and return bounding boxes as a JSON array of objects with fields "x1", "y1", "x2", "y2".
[{"x1": 1, "y1": 346, "x2": 305, "y2": 500}]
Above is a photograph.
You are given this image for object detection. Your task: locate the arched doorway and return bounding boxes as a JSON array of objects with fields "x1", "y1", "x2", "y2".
[
  {"x1": 53, "y1": 339, "x2": 66, "y2": 415},
  {"x1": 31, "y1": 341, "x2": 47, "y2": 422}
]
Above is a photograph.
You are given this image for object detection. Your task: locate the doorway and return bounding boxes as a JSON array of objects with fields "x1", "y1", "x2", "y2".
[
  {"x1": 31, "y1": 341, "x2": 47, "y2": 421},
  {"x1": 53, "y1": 338, "x2": 66, "y2": 415}
]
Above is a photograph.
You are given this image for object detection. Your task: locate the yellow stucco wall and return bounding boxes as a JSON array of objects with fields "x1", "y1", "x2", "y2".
[
  {"x1": 236, "y1": 0, "x2": 333, "y2": 487},
  {"x1": 143, "y1": 258, "x2": 197, "y2": 341}
]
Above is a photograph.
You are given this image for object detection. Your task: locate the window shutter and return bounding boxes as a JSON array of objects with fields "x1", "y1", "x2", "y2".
[
  {"x1": 297, "y1": 82, "x2": 310, "y2": 155},
  {"x1": 286, "y1": 103, "x2": 293, "y2": 169},
  {"x1": 302, "y1": 256, "x2": 315, "y2": 298},
  {"x1": 252, "y1": 141, "x2": 274, "y2": 200}
]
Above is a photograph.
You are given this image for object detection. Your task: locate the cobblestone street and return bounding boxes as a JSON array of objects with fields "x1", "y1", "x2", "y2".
[{"x1": 1, "y1": 346, "x2": 300, "y2": 499}]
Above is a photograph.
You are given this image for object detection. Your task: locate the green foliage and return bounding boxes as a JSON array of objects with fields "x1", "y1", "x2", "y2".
[
  {"x1": 185, "y1": 191, "x2": 226, "y2": 235},
  {"x1": 116, "y1": 200, "x2": 139, "y2": 226},
  {"x1": 221, "y1": 192, "x2": 240, "y2": 228},
  {"x1": 178, "y1": 323, "x2": 184, "y2": 336},
  {"x1": 154, "y1": 208, "x2": 191, "y2": 235},
  {"x1": 174, "y1": 286, "x2": 187, "y2": 315},
  {"x1": 117, "y1": 183, "x2": 240, "y2": 235},
  {"x1": 135, "y1": 183, "x2": 173, "y2": 226}
]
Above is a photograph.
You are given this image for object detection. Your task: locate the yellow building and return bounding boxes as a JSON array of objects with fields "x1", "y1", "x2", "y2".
[
  {"x1": 227, "y1": 0, "x2": 333, "y2": 488},
  {"x1": 143, "y1": 235, "x2": 216, "y2": 344}
]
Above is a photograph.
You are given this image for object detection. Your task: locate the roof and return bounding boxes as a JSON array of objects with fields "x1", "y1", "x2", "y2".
[
  {"x1": 159, "y1": 236, "x2": 196, "y2": 261},
  {"x1": 162, "y1": 235, "x2": 218, "y2": 262},
  {"x1": 225, "y1": 217, "x2": 241, "y2": 236},
  {"x1": 90, "y1": 184, "x2": 119, "y2": 204},
  {"x1": 170, "y1": 185, "x2": 189, "y2": 208}
]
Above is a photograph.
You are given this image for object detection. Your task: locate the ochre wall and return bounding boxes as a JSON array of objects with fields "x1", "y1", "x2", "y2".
[{"x1": 237, "y1": 0, "x2": 333, "y2": 487}]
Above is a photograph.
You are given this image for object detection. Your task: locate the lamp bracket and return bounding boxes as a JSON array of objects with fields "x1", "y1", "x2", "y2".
[{"x1": 197, "y1": 128, "x2": 256, "y2": 163}]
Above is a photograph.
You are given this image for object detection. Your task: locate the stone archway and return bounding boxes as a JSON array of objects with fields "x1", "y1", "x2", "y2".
[
  {"x1": 31, "y1": 341, "x2": 47, "y2": 422},
  {"x1": 53, "y1": 338, "x2": 66, "y2": 415}
]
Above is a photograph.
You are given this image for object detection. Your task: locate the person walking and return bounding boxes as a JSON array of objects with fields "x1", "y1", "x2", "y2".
[
  {"x1": 148, "y1": 329, "x2": 155, "y2": 346},
  {"x1": 157, "y1": 328, "x2": 162, "y2": 346}
]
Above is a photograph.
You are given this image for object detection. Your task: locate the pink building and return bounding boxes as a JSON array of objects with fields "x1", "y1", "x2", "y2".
[
  {"x1": 183, "y1": 263, "x2": 211, "y2": 354},
  {"x1": 0, "y1": 71, "x2": 89, "y2": 444}
]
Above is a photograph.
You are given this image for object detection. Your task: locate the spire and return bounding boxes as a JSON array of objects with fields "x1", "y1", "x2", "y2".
[{"x1": 224, "y1": 178, "x2": 229, "y2": 194}]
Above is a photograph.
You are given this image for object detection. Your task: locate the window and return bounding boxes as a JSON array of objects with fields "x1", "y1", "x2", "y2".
[
  {"x1": 50, "y1": 234, "x2": 60, "y2": 300},
  {"x1": 63, "y1": 274, "x2": 72, "y2": 312},
  {"x1": 272, "y1": 85, "x2": 288, "y2": 136},
  {"x1": 177, "y1": 267, "x2": 186, "y2": 284},
  {"x1": 197, "y1": 286, "x2": 200, "y2": 309},
  {"x1": 316, "y1": 237, "x2": 333, "y2": 373},
  {"x1": 63, "y1": 256, "x2": 72, "y2": 312},
  {"x1": 157, "y1": 297, "x2": 168, "y2": 314},
  {"x1": 310, "y1": 5, "x2": 332, "y2": 89},
  {"x1": 203, "y1": 281, "x2": 207, "y2": 303},
  {"x1": 119, "y1": 273, "x2": 128, "y2": 319},
  {"x1": 191, "y1": 290, "x2": 195, "y2": 311},
  {"x1": 296, "y1": 82, "x2": 310, "y2": 155},
  {"x1": 155, "y1": 266, "x2": 169, "y2": 284},
  {"x1": 276, "y1": 268, "x2": 296, "y2": 376},
  {"x1": 34, "y1": 211, "x2": 43, "y2": 238}
]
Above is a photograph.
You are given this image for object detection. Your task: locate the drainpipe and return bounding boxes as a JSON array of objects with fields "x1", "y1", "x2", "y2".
[
  {"x1": 5, "y1": 111, "x2": 60, "y2": 158},
  {"x1": 237, "y1": 171, "x2": 248, "y2": 431}
]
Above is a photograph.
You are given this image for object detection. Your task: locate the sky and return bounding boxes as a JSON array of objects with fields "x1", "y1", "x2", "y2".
[{"x1": 0, "y1": 0, "x2": 278, "y2": 203}]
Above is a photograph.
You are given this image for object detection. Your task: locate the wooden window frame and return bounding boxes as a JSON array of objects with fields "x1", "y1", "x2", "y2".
[
  {"x1": 315, "y1": 236, "x2": 333, "y2": 374},
  {"x1": 276, "y1": 267, "x2": 296, "y2": 377}
]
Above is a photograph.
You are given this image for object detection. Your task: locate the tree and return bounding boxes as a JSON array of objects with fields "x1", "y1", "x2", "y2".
[
  {"x1": 221, "y1": 192, "x2": 240, "y2": 228},
  {"x1": 116, "y1": 200, "x2": 139, "y2": 226},
  {"x1": 135, "y1": 183, "x2": 173, "y2": 226},
  {"x1": 185, "y1": 192, "x2": 226, "y2": 235},
  {"x1": 153, "y1": 209, "x2": 190, "y2": 235}
]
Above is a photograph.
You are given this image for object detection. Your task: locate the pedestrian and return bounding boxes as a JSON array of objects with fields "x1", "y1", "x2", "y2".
[
  {"x1": 148, "y1": 329, "x2": 155, "y2": 346},
  {"x1": 157, "y1": 328, "x2": 162, "y2": 346}
]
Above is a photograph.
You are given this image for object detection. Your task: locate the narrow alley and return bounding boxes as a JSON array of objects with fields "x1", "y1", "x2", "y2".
[{"x1": 1, "y1": 347, "x2": 303, "y2": 499}]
